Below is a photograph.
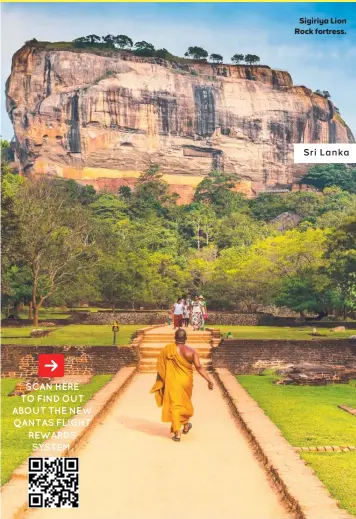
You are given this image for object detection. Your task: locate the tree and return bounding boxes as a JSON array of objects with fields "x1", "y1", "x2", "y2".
[
  {"x1": 86, "y1": 35, "x2": 101, "y2": 44},
  {"x1": 118, "y1": 185, "x2": 132, "y2": 202},
  {"x1": 210, "y1": 53, "x2": 223, "y2": 64},
  {"x1": 250, "y1": 193, "x2": 289, "y2": 220},
  {"x1": 184, "y1": 46, "x2": 208, "y2": 60},
  {"x1": 215, "y1": 213, "x2": 269, "y2": 250},
  {"x1": 275, "y1": 275, "x2": 333, "y2": 317},
  {"x1": 245, "y1": 54, "x2": 260, "y2": 65},
  {"x1": 323, "y1": 91, "x2": 331, "y2": 99},
  {"x1": 231, "y1": 54, "x2": 244, "y2": 64},
  {"x1": 102, "y1": 34, "x2": 115, "y2": 46},
  {"x1": 194, "y1": 170, "x2": 241, "y2": 212},
  {"x1": 156, "y1": 48, "x2": 172, "y2": 59},
  {"x1": 134, "y1": 41, "x2": 155, "y2": 56},
  {"x1": 11, "y1": 177, "x2": 97, "y2": 326},
  {"x1": 301, "y1": 164, "x2": 356, "y2": 194},
  {"x1": 114, "y1": 35, "x2": 133, "y2": 50},
  {"x1": 185, "y1": 204, "x2": 216, "y2": 249},
  {"x1": 324, "y1": 217, "x2": 356, "y2": 318}
]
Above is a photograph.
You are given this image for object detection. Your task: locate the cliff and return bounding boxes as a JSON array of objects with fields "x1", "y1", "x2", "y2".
[{"x1": 6, "y1": 44, "x2": 355, "y2": 200}]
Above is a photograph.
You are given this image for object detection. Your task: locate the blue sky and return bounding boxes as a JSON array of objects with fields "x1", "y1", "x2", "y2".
[{"x1": 1, "y1": 3, "x2": 356, "y2": 139}]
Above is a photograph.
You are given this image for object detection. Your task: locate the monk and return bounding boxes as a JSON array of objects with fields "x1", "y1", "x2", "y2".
[{"x1": 150, "y1": 328, "x2": 214, "y2": 442}]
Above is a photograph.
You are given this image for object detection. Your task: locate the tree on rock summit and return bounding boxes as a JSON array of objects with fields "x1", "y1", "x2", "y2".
[
  {"x1": 231, "y1": 53, "x2": 244, "y2": 64},
  {"x1": 115, "y1": 35, "x2": 133, "y2": 49},
  {"x1": 210, "y1": 53, "x2": 223, "y2": 64},
  {"x1": 184, "y1": 46, "x2": 209, "y2": 60}
]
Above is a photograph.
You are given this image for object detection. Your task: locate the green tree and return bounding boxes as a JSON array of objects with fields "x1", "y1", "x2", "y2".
[
  {"x1": 210, "y1": 53, "x2": 223, "y2": 63},
  {"x1": 115, "y1": 35, "x2": 133, "y2": 49},
  {"x1": 245, "y1": 54, "x2": 260, "y2": 64},
  {"x1": 12, "y1": 177, "x2": 97, "y2": 326},
  {"x1": 249, "y1": 193, "x2": 289, "y2": 220},
  {"x1": 231, "y1": 54, "x2": 244, "y2": 64},
  {"x1": 184, "y1": 46, "x2": 209, "y2": 60},
  {"x1": 194, "y1": 170, "x2": 241, "y2": 212},
  {"x1": 134, "y1": 41, "x2": 155, "y2": 56},
  {"x1": 301, "y1": 165, "x2": 356, "y2": 194},
  {"x1": 275, "y1": 275, "x2": 332, "y2": 317},
  {"x1": 102, "y1": 34, "x2": 115, "y2": 46},
  {"x1": 324, "y1": 217, "x2": 356, "y2": 317},
  {"x1": 156, "y1": 48, "x2": 172, "y2": 59},
  {"x1": 215, "y1": 213, "x2": 269, "y2": 250}
]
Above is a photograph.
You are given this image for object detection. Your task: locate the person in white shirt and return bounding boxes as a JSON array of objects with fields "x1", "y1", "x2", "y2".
[{"x1": 172, "y1": 298, "x2": 183, "y2": 329}]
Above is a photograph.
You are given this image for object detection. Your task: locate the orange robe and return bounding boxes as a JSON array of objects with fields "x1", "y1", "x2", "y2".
[{"x1": 150, "y1": 343, "x2": 194, "y2": 432}]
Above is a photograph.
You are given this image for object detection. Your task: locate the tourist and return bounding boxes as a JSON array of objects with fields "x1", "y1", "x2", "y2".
[
  {"x1": 199, "y1": 295, "x2": 208, "y2": 330},
  {"x1": 183, "y1": 299, "x2": 190, "y2": 327},
  {"x1": 191, "y1": 295, "x2": 204, "y2": 331},
  {"x1": 150, "y1": 328, "x2": 214, "y2": 442},
  {"x1": 172, "y1": 298, "x2": 183, "y2": 329}
]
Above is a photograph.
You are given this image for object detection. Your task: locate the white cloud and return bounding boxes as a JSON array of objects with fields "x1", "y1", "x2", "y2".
[{"x1": 1, "y1": 6, "x2": 355, "y2": 138}]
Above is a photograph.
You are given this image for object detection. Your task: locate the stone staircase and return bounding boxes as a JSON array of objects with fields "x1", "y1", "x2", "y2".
[{"x1": 137, "y1": 326, "x2": 221, "y2": 373}]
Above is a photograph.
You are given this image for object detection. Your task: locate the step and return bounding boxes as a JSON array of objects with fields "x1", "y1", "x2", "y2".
[
  {"x1": 139, "y1": 364, "x2": 213, "y2": 373},
  {"x1": 139, "y1": 358, "x2": 212, "y2": 370},
  {"x1": 140, "y1": 343, "x2": 212, "y2": 350},
  {"x1": 142, "y1": 336, "x2": 212, "y2": 343},
  {"x1": 140, "y1": 349, "x2": 212, "y2": 359}
]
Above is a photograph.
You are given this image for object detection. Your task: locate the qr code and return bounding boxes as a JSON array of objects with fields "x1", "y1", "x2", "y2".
[{"x1": 28, "y1": 457, "x2": 79, "y2": 508}]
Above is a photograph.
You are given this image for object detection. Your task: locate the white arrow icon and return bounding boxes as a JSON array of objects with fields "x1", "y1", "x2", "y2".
[{"x1": 44, "y1": 360, "x2": 58, "y2": 372}]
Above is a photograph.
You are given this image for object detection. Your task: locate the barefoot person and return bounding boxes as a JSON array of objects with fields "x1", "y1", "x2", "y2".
[{"x1": 150, "y1": 328, "x2": 214, "y2": 442}]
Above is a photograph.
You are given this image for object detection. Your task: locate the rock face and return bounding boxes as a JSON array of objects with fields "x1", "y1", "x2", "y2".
[{"x1": 6, "y1": 44, "x2": 355, "y2": 200}]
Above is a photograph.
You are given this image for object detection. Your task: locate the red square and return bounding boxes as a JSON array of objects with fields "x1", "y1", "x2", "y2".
[{"x1": 38, "y1": 354, "x2": 65, "y2": 377}]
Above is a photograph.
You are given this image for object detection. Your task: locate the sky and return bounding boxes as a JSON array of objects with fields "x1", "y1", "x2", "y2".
[{"x1": 1, "y1": 2, "x2": 356, "y2": 140}]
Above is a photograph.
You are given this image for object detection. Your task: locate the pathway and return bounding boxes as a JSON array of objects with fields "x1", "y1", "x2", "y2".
[{"x1": 26, "y1": 372, "x2": 291, "y2": 519}]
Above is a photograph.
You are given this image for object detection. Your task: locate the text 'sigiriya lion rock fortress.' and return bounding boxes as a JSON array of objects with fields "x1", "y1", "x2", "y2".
[{"x1": 6, "y1": 45, "x2": 355, "y2": 200}]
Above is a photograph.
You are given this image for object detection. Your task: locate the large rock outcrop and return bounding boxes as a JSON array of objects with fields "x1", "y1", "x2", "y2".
[{"x1": 6, "y1": 44, "x2": 355, "y2": 200}]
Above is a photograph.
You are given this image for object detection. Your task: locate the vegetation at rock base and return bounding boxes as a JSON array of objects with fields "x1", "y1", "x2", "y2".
[{"x1": 2, "y1": 140, "x2": 356, "y2": 323}]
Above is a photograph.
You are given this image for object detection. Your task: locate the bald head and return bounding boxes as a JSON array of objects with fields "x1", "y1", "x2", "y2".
[{"x1": 175, "y1": 328, "x2": 187, "y2": 344}]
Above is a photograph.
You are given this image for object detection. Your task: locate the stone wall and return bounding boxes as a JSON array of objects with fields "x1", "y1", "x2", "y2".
[
  {"x1": 206, "y1": 312, "x2": 274, "y2": 326},
  {"x1": 1, "y1": 345, "x2": 139, "y2": 378},
  {"x1": 212, "y1": 339, "x2": 356, "y2": 374},
  {"x1": 82, "y1": 312, "x2": 167, "y2": 325}
]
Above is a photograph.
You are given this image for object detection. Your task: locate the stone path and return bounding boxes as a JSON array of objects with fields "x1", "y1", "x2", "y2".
[{"x1": 26, "y1": 373, "x2": 290, "y2": 519}]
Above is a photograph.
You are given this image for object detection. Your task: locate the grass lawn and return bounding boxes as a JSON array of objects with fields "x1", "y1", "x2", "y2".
[
  {"x1": 213, "y1": 325, "x2": 356, "y2": 340},
  {"x1": 238, "y1": 374, "x2": 356, "y2": 515},
  {"x1": 1, "y1": 324, "x2": 142, "y2": 346},
  {"x1": 302, "y1": 452, "x2": 356, "y2": 516},
  {"x1": 1, "y1": 376, "x2": 112, "y2": 485},
  {"x1": 18, "y1": 308, "x2": 71, "y2": 320}
]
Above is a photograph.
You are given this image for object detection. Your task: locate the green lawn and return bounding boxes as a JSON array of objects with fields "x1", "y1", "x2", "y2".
[
  {"x1": 1, "y1": 376, "x2": 112, "y2": 485},
  {"x1": 238, "y1": 374, "x2": 356, "y2": 515},
  {"x1": 302, "y1": 452, "x2": 356, "y2": 516},
  {"x1": 213, "y1": 325, "x2": 356, "y2": 340},
  {"x1": 1, "y1": 324, "x2": 142, "y2": 346},
  {"x1": 18, "y1": 308, "x2": 71, "y2": 320}
]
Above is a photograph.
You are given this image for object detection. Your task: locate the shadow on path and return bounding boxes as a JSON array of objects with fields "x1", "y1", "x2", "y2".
[{"x1": 116, "y1": 415, "x2": 170, "y2": 438}]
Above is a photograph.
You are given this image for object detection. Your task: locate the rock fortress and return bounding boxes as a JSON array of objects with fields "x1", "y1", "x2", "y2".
[{"x1": 6, "y1": 43, "x2": 355, "y2": 202}]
